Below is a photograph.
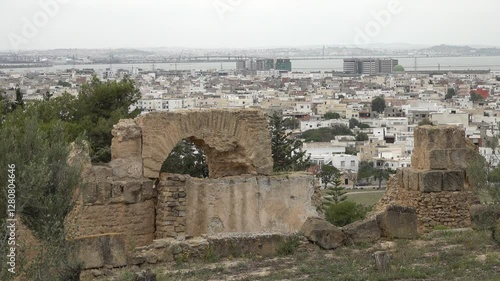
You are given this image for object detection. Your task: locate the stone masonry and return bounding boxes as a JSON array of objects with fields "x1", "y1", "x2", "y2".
[
  {"x1": 67, "y1": 109, "x2": 318, "y2": 253},
  {"x1": 376, "y1": 125, "x2": 480, "y2": 232}
]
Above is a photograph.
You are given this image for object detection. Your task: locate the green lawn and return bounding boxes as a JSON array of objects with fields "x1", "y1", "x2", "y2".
[{"x1": 345, "y1": 190, "x2": 385, "y2": 206}]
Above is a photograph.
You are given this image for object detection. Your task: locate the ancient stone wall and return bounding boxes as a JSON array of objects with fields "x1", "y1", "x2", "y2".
[
  {"x1": 184, "y1": 173, "x2": 318, "y2": 237},
  {"x1": 136, "y1": 109, "x2": 273, "y2": 178},
  {"x1": 66, "y1": 165, "x2": 156, "y2": 249},
  {"x1": 156, "y1": 174, "x2": 188, "y2": 239},
  {"x1": 376, "y1": 125, "x2": 480, "y2": 232},
  {"x1": 155, "y1": 173, "x2": 318, "y2": 239},
  {"x1": 67, "y1": 109, "x2": 317, "y2": 252}
]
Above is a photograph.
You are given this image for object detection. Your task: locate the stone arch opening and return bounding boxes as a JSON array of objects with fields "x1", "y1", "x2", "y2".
[
  {"x1": 160, "y1": 138, "x2": 209, "y2": 178},
  {"x1": 137, "y1": 110, "x2": 273, "y2": 179}
]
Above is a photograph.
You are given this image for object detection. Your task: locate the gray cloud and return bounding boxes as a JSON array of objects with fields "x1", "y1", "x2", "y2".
[{"x1": 0, "y1": 0, "x2": 498, "y2": 50}]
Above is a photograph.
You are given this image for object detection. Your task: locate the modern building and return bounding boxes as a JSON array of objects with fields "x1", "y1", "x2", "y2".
[
  {"x1": 343, "y1": 58, "x2": 399, "y2": 75},
  {"x1": 236, "y1": 58, "x2": 292, "y2": 72},
  {"x1": 275, "y1": 59, "x2": 292, "y2": 71}
]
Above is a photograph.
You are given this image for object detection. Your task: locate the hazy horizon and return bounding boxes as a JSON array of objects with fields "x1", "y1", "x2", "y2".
[{"x1": 1, "y1": 0, "x2": 499, "y2": 51}]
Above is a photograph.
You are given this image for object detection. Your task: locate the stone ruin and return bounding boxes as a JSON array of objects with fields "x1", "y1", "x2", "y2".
[
  {"x1": 64, "y1": 114, "x2": 482, "y2": 277},
  {"x1": 376, "y1": 125, "x2": 480, "y2": 232},
  {"x1": 299, "y1": 125, "x2": 482, "y2": 252},
  {"x1": 65, "y1": 109, "x2": 319, "y2": 274}
]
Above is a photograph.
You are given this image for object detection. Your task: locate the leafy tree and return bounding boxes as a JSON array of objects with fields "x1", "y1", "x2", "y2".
[
  {"x1": 357, "y1": 161, "x2": 395, "y2": 188},
  {"x1": 324, "y1": 112, "x2": 341, "y2": 120},
  {"x1": 161, "y1": 140, "x2": 209, "y2": 178},
  {"x1": 44, "y1": 90, "x2": 53, "y2": 101},
  {"x1": 373, "y1": 166, "x2": 395, "y2": 189},
  {"x1": 418, "y1": 118, "x2": 434, "y2": 126},
  {"x1": 445, "y1": 88, "x2": 456, "y2": 100},
  {"x1": 57, "y1": 80, "x2": 72, "y2": 87},
  {"x1": 371, "y1": 96, "x2": 386, "y2": 113},
  {"x1": 357, "y1": 161, "x2": 375, "y2": 182},
  {"x1": 317, "y1": 165, "x2": 346, "y2": 209},
  {"x1": 349, "y1": 118, "x2": 370, "y2": 129},
  {"x1": 355, "y1": 132, "x2": 369, "y2": 141},
  {"x1": 301, "y1": 125, "x2": 353, "y2": 142},
  {"x1": 68, "y1": 77, "x2": 140, "y2": 162},
  {"x1": 0, "y1": 107, "x2": 83, "y2": 280},
  {"x1": 13, "y1": 87, "x2": 24, "y2": 110},
  {"x1": 470, "y1": 92, "x2": 484, "y2": 102},
  {"x1": 325, "y1": 201, "x2": 369, "y2": 227},
  {"x1": 345, "y1": 147, "x2": 358, "y2": 155},
  {"x1": 271, "y1": 113, "x2": 310, "y2": 172},
  {"x1": 282, "y1": 117, "x2": 299, "y2": 130}
]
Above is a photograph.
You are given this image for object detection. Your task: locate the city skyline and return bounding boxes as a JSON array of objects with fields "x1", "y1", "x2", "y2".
[{"x1": 1, "y1": 0, "x2": 499, "y2": 50}]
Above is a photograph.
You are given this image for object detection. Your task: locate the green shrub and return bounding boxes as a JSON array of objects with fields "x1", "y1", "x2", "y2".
[
  {"x1": 325, "y1": 201, "x2": 369, "y2": 227},
  {"x1": 277, "y1": 235, "x2": 301, "y2": 256}
]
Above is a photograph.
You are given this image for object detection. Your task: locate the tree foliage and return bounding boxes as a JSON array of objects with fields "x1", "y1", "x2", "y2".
[
  {"x1": 318, "y1": 165, "x2": 346, "y2": 209},
  {"x1": 324, "y1": 112, "x2": 341, "y2": 120},
  {"x1": 445, "y1": 88, "x2": 456, "y2": 100},
  {"x1": 418, "y1": 118, "x2": 434, "y2": 126},
  {"x1": 282, "y1": 117, "x2": 299, "y2": 130},
  {"x1": 301, "y1": 125, "x2": 353, "y2": 142},
  {"x1": 325, "y1": 201, "x2": 369, "y2": 227},
  {"x1": 13, "y1": 77, "x2": 141, "y2": 163},
  {"x1": 371, "y1": 96, "x2": 386, "y2": 113},
  {"x1": 470, "y1": 92, "x2": 484, "y2": 102},
  {"x1": 357, "y1": 161, "x2": 395, "y2": 188},
  {"x1": 161, "y1": 140, "x2": 209, "y2": 178},
  {"x1": 349, "y1": 118, "x2": 370, "y2": 129},
  {"x1": 271, "y1": 113, "x2": 310, "y2": 172},
  {"x1": 355, "y1": 132, "x2": 369, "y2": 141},
  {"x1": 0, "y1": 106, "x2": 83, "y2": 280}
]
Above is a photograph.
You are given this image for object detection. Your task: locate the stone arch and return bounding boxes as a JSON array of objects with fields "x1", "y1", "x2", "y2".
[{"x1": 111, "y1": 109, "x2": 273, "y2": 179}]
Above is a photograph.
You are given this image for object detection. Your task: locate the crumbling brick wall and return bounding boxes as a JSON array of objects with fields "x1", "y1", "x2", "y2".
[
  {"x1": 376, "y1": 125, "x2": 480, "y2": 232},
  {"x1": 156, "y1": 174, "x2": 188, "y2": 239}
]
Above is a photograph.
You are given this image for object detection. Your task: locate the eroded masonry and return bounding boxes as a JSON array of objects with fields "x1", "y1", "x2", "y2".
[
  {"x1": 66, "y1": 109, "x2": 318, "y2": 251},
  {"x1": 376, "y1": 125, "x2": 480, "y2": 231}
]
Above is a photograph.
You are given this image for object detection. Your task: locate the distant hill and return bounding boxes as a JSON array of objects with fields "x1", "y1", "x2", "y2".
[{"x1": 419, "y1": 44, "x2": 500, "y2": 56}]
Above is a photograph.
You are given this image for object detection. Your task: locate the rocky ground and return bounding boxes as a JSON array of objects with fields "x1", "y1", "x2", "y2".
[{"x1": 104, "y1": 228, "x2": 500, "y2": 281}]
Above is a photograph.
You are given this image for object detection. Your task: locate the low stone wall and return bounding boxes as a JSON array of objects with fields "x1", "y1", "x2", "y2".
[
  {"x1": 66, "y1": 165, "x2": 156, "y2": 249},
  {"x1": 155, "y1": 173, "x2": 318, "y2": 239},
  {"x1": 156, "y1": 174, "x2": 188, "y2": 239},
  {"x1": 184, "y1": 173, "x2": 318, "y2": 237},
  {"x1": 69, "y1": 171, "x2": 318, "y2": 249}
]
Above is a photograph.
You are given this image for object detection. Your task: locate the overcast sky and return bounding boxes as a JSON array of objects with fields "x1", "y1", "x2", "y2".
[{"x1": 0, "y1": 0, "x2": 499, "y2": 50}]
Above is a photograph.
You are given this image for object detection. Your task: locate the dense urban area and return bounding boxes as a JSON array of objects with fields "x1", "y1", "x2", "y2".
[{"x1": 2, "y1": 47, "x2": 500, "y2": 187}]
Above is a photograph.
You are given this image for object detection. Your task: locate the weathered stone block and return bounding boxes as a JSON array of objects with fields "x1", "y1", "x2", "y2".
[
  {"x1": 449, "y1": 148, "x2": 474, "y2": 170},
  {"x1": 124, "y1": 182, "x2": 142, "y2": 204},
  {"x1": 96, "y1": 182, "x2": 112, "y2": 204},
  {"x1": 91, "y1": 165, "x2": 113, "y2": 182},
  {"x1": 74, "y1": 233, "x2": 127, "y2": 270},
  {"x1": 402, "y1": 168, "x2": 420, "y2": 191},
  {"x1": 342, "y1": 216, "x2": 381, "y2": 244},
  {"x1": 395, "y1": 169, "x2": 403, "y2": 187},
  {"x1": 442, "y1": 170, "x2": 465, "y2": 191},
  {"x1": 377, "y1": 205, "x2": 418, "y2": 239},
  {"x1": 428, "y1": 149, "x2": 449, "y2": 170},
  {"x1": 112, "y1": 138, "x2": 142, "y2": 160},
  {"x1": 111, "y1": 119, "x2": 142, "y2": 160},
  {"x1": 142, "y1": 180, "x2": 155, "y2": 200},
  {"x1": 82, "y1": 183, "x2": 98, "y2": 204},
  {"x1": 301, "y1": 217, "x2": 345, "y2": 249},
  {"x1": 419, "y1": 170, "x2": 442, "y2": 192},
  {"x1": 110, "y1": 157, "x2": 142, "y2": 179}
]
